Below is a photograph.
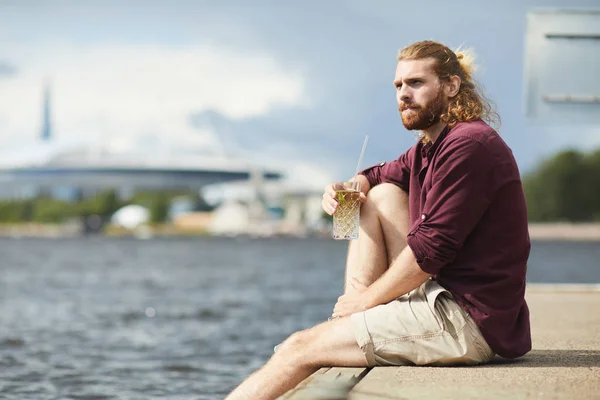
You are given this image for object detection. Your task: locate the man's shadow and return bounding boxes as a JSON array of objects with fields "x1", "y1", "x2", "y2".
[{"x1": 482, "y1": 349, "x2": 600, "y2": 368}]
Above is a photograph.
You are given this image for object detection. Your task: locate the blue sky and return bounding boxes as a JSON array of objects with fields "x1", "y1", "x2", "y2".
[{"x1": 1, "y1": 0, "x2": 599, "y2": 186}]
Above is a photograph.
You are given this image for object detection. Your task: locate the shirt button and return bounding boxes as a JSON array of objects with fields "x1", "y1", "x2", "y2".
[{"x1": 421, "y1": 214, "x2": 426, "y2": 220}]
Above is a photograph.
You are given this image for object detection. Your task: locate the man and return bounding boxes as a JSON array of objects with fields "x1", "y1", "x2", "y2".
[{"x1": 225, "y1": 40, "x2": 531, "y2": 400}]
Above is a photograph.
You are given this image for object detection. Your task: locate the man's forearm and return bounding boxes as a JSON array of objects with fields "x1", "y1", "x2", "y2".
[{"x1": 363, "y1": 245, "x2": 431, "y2": 309}]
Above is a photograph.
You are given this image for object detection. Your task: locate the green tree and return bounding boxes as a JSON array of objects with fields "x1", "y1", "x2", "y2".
[
  {"x1": 150, "y1": 193, "x2": 170, "y2": 223},
  {"x1": 585, "y1": 150, "x2": 600, "y2": 221},
  {"x1": 0, "y1": 201, "x2": 30, "y2": 223},
  {"x1": 78, "y1": 190, "x2": 121, "y2": 218},
  {"x1": 32, "y1": 198, "x2": 74, "y2": 223},
  {"x1": 524, "y1": 149, "x2": 599, "y2": 222},
  {"x1": 20, "y1": 200, "x2": 35, "y2": 222}
]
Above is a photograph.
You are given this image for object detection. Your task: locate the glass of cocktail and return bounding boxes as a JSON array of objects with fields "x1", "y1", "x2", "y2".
[{"x1": 332, "y1": 180, "x2": 361, "y2": 240}]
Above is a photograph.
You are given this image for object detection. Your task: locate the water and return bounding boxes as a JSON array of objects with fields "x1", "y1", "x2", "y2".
[{"x1": 0, "y1": 237, "x2": 598, "y2": 399}]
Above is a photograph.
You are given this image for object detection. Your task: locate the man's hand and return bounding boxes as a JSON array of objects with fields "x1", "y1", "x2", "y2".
[
  {"x1": 332, "y1": 278, "x2": 372, "y2": 318},
  {"x1": 322, "y1": 181, "x2": 368, "y2": 216}
]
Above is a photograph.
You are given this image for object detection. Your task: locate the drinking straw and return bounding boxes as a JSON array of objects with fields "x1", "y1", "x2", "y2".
[{"x1": 353, "y1": 135, "x2": 369, "y2": 180}]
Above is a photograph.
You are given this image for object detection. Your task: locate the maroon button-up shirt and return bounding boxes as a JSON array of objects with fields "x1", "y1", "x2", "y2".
[{"x1": 361, "y1": 119, "x2": 531, "y2": 359}]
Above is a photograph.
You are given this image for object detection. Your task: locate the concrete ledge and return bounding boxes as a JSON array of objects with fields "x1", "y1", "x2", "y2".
[
  {"x1": 527, "y1": 283, "x2": 600, "y2": 292},
  {"x1": 282, "y1": 289, "x2": 600, "y2": 399}
]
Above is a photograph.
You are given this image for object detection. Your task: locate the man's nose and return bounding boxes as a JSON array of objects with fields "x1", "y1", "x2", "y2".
[{"x1": 398, "y1": 86, "x2": 411, "y2": 103}]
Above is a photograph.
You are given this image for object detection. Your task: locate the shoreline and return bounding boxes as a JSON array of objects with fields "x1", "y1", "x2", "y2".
[
  {"x1": 0, "y1": 222, "x2": 599, "y2": 240},
  {"x1": 527, "y1": 222, "x2": 600, "y2": 241}
]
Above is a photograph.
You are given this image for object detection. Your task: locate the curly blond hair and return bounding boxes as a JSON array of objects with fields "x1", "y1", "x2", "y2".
[{"x1": 397, "y1": 40, "x2": 500, "y2": 130}]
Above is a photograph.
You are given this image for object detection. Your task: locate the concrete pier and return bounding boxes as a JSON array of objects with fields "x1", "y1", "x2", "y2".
[{"x1": 279, "y1": 285, "x2": 600, "y2": 399}]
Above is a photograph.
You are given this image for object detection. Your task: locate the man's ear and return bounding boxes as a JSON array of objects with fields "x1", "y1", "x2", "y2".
[{"x1": 445, "y1": 75, "x2": 461, "y2": 98}]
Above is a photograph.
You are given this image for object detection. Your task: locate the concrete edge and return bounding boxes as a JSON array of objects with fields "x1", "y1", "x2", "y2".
[{"x1": 527, "y1": 283, "x2": 600, "y2": 292}]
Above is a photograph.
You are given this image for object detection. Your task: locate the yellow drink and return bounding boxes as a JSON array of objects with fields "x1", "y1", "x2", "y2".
[{"x1": 333, "y1": 188, "x2": 361, "y2": 240}]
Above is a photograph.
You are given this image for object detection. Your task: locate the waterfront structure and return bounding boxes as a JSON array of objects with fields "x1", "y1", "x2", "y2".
[{"x1": 0, "y1": 85, "x2": 282, "y2": 198}]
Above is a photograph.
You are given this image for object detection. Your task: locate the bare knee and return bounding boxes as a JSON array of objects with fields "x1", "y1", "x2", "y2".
[
  {"x1": 366, "y1": 183, "x2": 408, "y2": 208},
  {"x1": 275, "y1": 329, "x2": 318, "y2": 367},
  {"x1": 364, "y1": 183, "x2": 410, "y2": 244}
]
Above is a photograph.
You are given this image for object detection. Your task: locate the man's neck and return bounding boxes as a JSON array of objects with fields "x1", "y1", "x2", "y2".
[{"x1": 422, "y1": 121, "x2": 447, "y2": 144}]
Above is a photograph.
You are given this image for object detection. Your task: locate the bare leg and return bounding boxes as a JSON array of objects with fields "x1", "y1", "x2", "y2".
[
  {"x1": 225, "y1": 317, "x2": 367, "y2": 400},
  {"x1": 344, "y1": 183, "x2": 410, "y2": 294},
  {"x1": 226, "y1": 184, "x2": 410, "y2": 399}
]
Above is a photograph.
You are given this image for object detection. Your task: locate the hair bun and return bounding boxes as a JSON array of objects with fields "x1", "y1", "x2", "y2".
[{"x1": 454, "y1": 48, "x2": 477, "y2": 77}]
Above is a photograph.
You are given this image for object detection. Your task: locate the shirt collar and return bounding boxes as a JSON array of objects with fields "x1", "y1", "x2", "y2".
[{"x1": 420, "y1": 124, "x2": 451, "y2": 159}]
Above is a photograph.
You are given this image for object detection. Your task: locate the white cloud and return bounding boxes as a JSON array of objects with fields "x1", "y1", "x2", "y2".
[{"x1": 0, "y1": 41, "x2": 307, "y2": 154}]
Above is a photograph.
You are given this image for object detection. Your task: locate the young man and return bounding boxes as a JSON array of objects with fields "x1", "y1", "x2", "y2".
[{"x1": 225, "y1": 40, "x2": 531, "y2": 400}]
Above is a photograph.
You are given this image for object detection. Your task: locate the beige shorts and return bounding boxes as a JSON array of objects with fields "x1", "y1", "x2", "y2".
[{"x1": 350, "y1": 279, "x2": 495, "y2": 367}]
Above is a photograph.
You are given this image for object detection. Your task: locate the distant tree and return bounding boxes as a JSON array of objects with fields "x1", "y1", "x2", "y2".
[
  {"x1": 150, "y1": 193, "x2": 170, "y2": 223},
  {"x1": 20, "y1": 200, "x2": 34, "y2": 222},
  {"x1": 523, "y1": 149, "x2": 600, "y2": 222},
  {"x1": 585, "y1": 150, "x2": 600, "y2": 221},
  {"x1": 0, "y1": 201, "x2": 29, "y2": 223},
  {"x1": 77, "y1": 190, "x2": 121, "y2": 219},
  {"x1": 32, "y1": 198, "x2": 74, "y2": 223},
  {"x1": 96, "y1": 190, "x2": 120, "y2": 217}
]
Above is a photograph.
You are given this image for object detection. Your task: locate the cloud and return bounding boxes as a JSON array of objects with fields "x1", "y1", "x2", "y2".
[
  {"x1": 0, "y1": 41, "x2": 307, "y2": 154},
  {"x1": 6, "y1": 0, "x2": 595, "y2": 177}
]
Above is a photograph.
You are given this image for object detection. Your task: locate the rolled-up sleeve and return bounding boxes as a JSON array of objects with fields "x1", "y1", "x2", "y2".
[
  {"x1": 407, "y1": 137, "x2": 495, "y2": 275},
  {"x1": 360, "y1": 148, "x2": 412, "y2": 192}
]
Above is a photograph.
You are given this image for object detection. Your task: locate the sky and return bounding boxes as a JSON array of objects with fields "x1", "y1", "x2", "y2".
[{"x1": 0, "y1": 0, "x2": 599, "y2": 188}]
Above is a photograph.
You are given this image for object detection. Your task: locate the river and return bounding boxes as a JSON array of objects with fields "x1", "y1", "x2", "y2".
[{"x1": 0, "y1": 237, "x2": 598, "y2": 399}]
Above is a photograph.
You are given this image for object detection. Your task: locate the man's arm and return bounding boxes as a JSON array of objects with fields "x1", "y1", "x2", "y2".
[
  {"x1": 334, "y1": 137, "x2": 496, "y2": 317},
  {"x1": 407, "y1": 137, "x2": 495, "y2": 275},
  {"x1": 362, "y1": 245, "x2": 430, "y2": 307},
  {"x1": 333, "y1": 245, "x2": 430, "y2": 317},
  {"x1": 359, "y1": 150, "x2": 413, "y2": 196}
]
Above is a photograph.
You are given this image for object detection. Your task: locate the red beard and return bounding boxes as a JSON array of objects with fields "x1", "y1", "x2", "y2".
[{"x1": 399, "y1": 88, "x2": 447, "y2": 131}]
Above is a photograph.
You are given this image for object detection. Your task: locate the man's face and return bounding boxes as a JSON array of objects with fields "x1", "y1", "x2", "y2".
[{"x1": 394, "y1": 58, "x2": 447, "y2": 131}]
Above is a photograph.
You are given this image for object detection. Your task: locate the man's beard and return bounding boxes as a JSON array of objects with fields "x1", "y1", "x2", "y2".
[{"x1": 399, "y1": 89, "x2": 447, "y2": 131}]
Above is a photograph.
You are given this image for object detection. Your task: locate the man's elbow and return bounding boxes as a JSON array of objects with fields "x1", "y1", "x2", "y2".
[{"x1": 407, "y1": 232, "x2": 458, "y2": 275}]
